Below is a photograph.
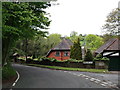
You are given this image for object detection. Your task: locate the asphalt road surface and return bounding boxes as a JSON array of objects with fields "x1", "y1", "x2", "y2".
[{"x1": 12, "y1": 64, "x2": 113, "y2": 89}]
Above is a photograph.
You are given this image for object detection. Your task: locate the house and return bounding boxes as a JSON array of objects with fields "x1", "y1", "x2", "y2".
[
  {"x1": 46, "y1": 38, "x2": 73, "y2": 60},
  {"x1": 95, "y1": 38, "x2": 120, "y2": 71}
]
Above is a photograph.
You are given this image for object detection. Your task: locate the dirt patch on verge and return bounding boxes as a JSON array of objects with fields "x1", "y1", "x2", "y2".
[{"x1": 2, "y1": 74, "x2": 17, "y2": 88}]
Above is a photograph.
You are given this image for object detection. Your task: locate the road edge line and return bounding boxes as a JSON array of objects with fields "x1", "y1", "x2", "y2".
[{"x1": 12, "y1": 71, "x2": 20, "y2": 87}]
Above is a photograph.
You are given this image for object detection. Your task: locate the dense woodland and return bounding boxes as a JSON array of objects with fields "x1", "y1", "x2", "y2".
[{"x1": 2, "y1": 2, "x2": 119, "y2": 67}]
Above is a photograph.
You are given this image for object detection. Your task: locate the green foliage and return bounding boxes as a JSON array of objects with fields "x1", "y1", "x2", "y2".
[
  {"x1": 14, "y1": 33, "x2": 61, "y2": 59},
  {"x1": 40, "y1": 57, "x2": 57, "y2": 62},
  {"x1": 67, "y1": 31, "x2": 85, "y2": 46},
  {"x1": 70, "y1": 38, "x2": 82, "y2": 60},
  {"x1": 47, "y1": 33, "x2": 61, "y2": 49},
  {"x1": 103, "y1": 8, "x2": 120, "y2": 36},
  {"x1": 84, "y1": 49, "x2": 93, "y2": 61},
  {"x1": 2, "y1": 62, "x2": 16, "y2": 80},
  {"x1": 68, "y1": 31, "x2": 79, "y2": 42},
  {"x1": 96, "y1": 53, "x2": 102, "y2": 59},
  {"x1": 67, "y1": 59, "x2": 83, "y2": 63},
  {"x1": 18, "y1": 56, "x2": 26, "y2": 61},
  {"x1": 2, "y1": 2, "x2": 51, "y2": 66},
  {"x1": 102, "y1": 34, "x2": 114, "y2": 42},
  {"x1": 39, "y1": 57, "x2": 83, "y2": 63},
  {"x1": 94, "y1": 54, "x2": 109, "y2": 61},
  {"x1": 101, "y1": 57, "x2": 109, "y2": 61},
  {"x1": 85, "y1": 34, "x2": 104, "y2": 51}
]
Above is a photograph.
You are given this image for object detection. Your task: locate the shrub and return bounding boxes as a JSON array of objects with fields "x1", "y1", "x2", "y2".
[
  {"x1": 39, "y1": 57, "x2": 57, "y2": 62},
  {"x1": 84, "y1": 49, "x2": 93, "y2": 61},
  {"x1": 94, "y1": 54, "x2": 109, "y2": 61},
  {"x1": 67, "y1": 59, "x2": 83, "y2": 63},
  {"x1": 2, "y1": 62, "x2": 16, "y2": 80},
  {"x1": 101, "y1": 57, "x2": 109, "y2": 61},
  {"x1": 96, "y1": 54, "x2": 102, "y2": 59},
  {"x1": 33, "y1": 58, "x2": 38, "y2": 61}
]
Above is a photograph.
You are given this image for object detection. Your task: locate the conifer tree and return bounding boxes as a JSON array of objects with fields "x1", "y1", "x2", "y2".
[
  {"x1": 70, "y1": 38, "x2": 82, "y2": 60},
  {"x1": 84, "y1": 49, "x2": 93, "y2": 61}
]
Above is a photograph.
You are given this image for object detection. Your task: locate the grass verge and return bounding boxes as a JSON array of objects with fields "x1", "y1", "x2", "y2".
[
  {"x1": 2, "y1": 62, "x2": 17, "y2": 81},
  {"x1": 27, "y1": 64, "x2": 108, "y2": 73}
]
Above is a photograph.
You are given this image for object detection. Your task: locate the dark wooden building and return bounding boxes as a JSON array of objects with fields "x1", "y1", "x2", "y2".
[
  {"x1": 95, "y1": 38, "x2": 120, "y2": 71},
  {"x1": 46, "y1": 38, "x2": 73, "y2": 60}
]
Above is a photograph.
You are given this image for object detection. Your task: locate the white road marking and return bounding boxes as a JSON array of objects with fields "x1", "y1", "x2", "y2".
[
  {"x1": 107, "y1": 81, "x2": 113, "y2": 84},
  {"x1": 85, "y1": 78, "x2": 89, "y2": 79},
  {"x1": 110, "y1": 84, "x2": 117, "y2": 87},
  {"x1": 102, "y1": 82, "x2": 109, "y2": 85},
  {"x1": 73, "y1": 73, "x2": 77, "y2": 75},
  {"x1": 12, "y1": 83, "x2": 16, "y2": 86},
  {"x1": 81, "y1": 75, "x2": 86, "y2": 77},
  {"x1": 94, "y1": 79, "x2": 101, "y2": 82},
  {"x1": 12, "y1": 71, "x2": 20, "y2": 87},
  {"x1": 101, "y1": 83, "x2": 107, "y2": 87},
  {"x1": 64, "y1": 71, "x2": 67, "y2": 72},
  {"x1": 94, "y1": 81, "x2": 100, "y2": 83},
  {"x1": 66, "y1": 72, "x2": 118, "y2": 89},
  {"x1": 90, "y1": 78, "x2": 96, "y2": 81}
]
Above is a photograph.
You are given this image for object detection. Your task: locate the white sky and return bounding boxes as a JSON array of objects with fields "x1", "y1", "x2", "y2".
[{"x1": 45, "y1": 0, "x2": 119, "y2": 36}]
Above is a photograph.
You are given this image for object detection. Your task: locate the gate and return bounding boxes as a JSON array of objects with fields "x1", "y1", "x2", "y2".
[{"x1": 108, "y1": 56, "x2": 120, "y2": 71}]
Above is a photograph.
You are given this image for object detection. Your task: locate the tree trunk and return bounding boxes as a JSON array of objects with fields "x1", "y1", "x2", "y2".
[
  {"x1": 2, "y1": 37, "x2": 12, "y2": 66},
  {"x1": 25, "y1": 38, "x2": 28, "y2": 61}
]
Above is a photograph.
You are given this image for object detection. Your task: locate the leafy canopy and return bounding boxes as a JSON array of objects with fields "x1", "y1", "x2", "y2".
[
  {"x1": 2, "y1": 2, "x2": 51, "y2": 66},
  {"x1": 103, "y1": 8, "x2": 120, "y2": 36}
]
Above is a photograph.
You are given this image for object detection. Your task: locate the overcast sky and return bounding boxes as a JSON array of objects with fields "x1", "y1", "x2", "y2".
[{"x1": 45, "y1": 0, "x2": 119, "y2": 36}]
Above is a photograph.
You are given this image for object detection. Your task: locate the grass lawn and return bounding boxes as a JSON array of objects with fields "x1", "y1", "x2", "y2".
[{"x1": 27, "y1": 64, "x2": 109, "y2": 73}]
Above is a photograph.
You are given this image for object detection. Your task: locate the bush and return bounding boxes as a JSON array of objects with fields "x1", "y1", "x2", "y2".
[
  {"x1": 39, "y1": 57, "x2": 84, "y2": 63},
  {"x1": 101, "y1": 57, "x2": 109, "y2": 61},
  {"x1": 39, "y1": 57, "x2": 57, "y2": 62},
  {"x1": 84, "y1": 49, "x2": 93, "y2": 61},
  {"x1": 2, "y1": 62, "x2": 16, "y2": 80},
  {"x1": 96, "y1": 54, "x2": 102, "y2": 59},
  {"x1": 67, "y1": 59, "x2": 83, "y2": 63},
  {"x1": 94, "y1": 54, "x2": 109, "y2": 61}
]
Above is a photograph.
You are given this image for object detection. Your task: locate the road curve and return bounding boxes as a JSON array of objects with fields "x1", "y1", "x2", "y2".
[{"x1": 12, "y1": 64, "x2": 110, "y2": 88}]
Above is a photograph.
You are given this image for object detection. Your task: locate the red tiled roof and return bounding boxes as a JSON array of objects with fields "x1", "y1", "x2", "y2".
[{"x1": 46, "y1": 38, "x2": 73, "y2": 57}]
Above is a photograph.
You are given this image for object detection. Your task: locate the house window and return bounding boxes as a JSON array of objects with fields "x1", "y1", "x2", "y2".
[
  {"x1": 55, "y1": 51, "x2": 60, "y2": 56},
  {"x1": 64, "y1": 51, "x2": 69, "y2": 56}
]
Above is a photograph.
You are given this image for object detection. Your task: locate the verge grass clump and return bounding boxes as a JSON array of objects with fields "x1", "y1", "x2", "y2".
[{"x1": 2, "y1": 62, "x2": 16, "y2": 80}]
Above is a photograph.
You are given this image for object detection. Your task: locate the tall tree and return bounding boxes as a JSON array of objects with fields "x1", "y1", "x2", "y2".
[
  {"x1": 47, "y1": 33, "x2": 61, "y2": 50},
  {"x1": 2, "y1": 2, "x2": 51, "y2": 66},
  {"x1": 70, "y1": 38, "x2": 82, "y2": 60},
  {"x1": 14, "y1": 33, "x2": 61, "y2": 59},
  {"x1": 68, "y1": 31, "x2": 79, "y2": 42},
  {"x1": 103, "y1": 8, "x2": 120, "y2": 36},
  {"x1": 102, "y1": 34, "x2": 114, "y2": 42},
  {"x1": 85, "y1": 34, "x2": 104, "y2": 51}
]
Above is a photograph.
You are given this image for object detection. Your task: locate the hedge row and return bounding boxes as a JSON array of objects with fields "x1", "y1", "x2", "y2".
[{"x1": 16, "y1": 57, "x2": 95, "y2": 68}]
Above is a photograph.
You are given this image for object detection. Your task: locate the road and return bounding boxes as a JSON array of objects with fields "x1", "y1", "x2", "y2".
[{"x1": 12, "y1": 64, "x2": 113, "y2": 89}]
